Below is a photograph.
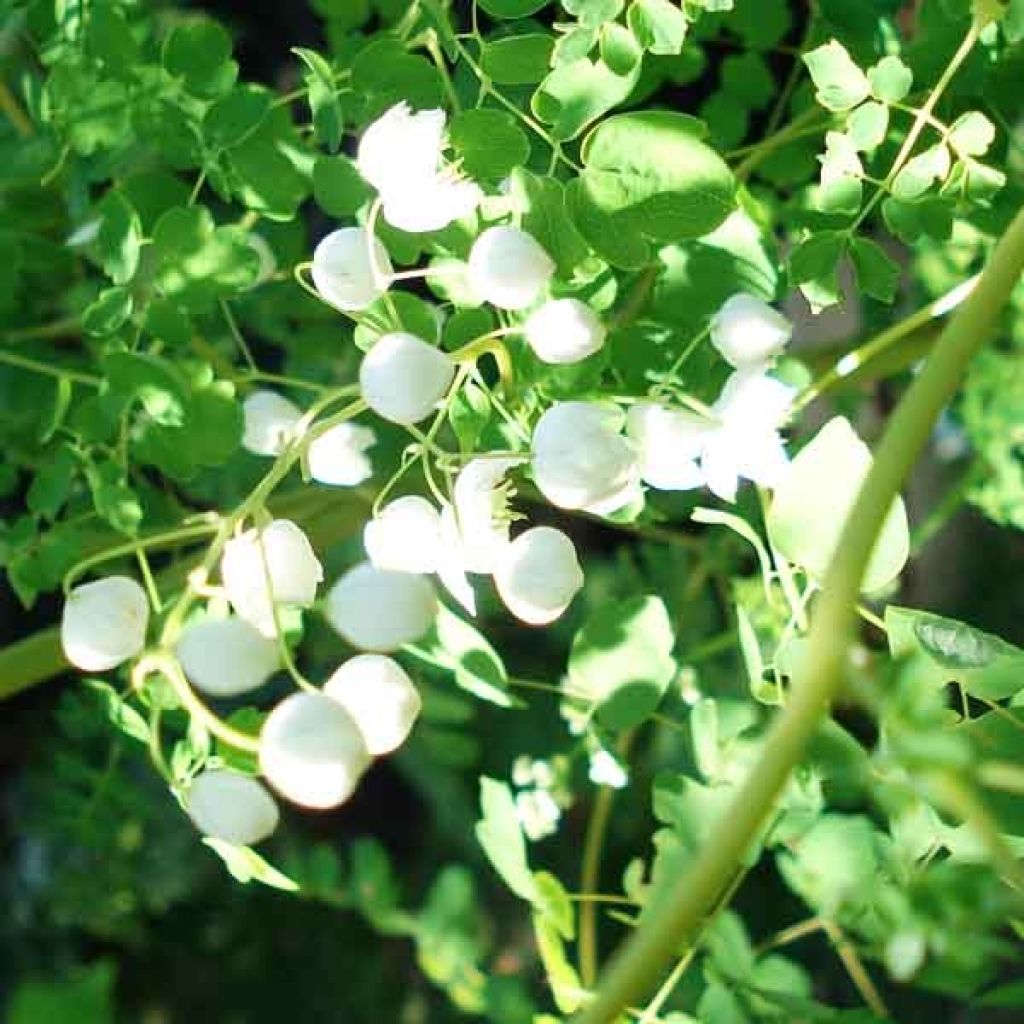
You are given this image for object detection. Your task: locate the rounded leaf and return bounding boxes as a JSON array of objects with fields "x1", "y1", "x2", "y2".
[{"x1": 767, "y1": 417, "x2": 909, "y2": 593}]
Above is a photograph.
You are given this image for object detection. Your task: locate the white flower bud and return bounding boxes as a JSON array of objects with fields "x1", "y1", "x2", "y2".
[
  {"x1": 311, "y1": 227, "x2": 392, "y2": 312},
  {"x1": 626, "y1": 402, "x2": 708, "y2": 491},
  {"x1": 61, "y1": 576, "x2": 149, "y2": 672},
  {"x1": 468, "y1": 226, "x2": 555, "y2": 310},
  {"x1": 363, "y1": 496, "x2": 443, "y2": 575},
  {"x1": 524, "y1": 298, "x2": 606, "y2": 364},
  {"x1": 359, "y1": 332, "x2": 456, "y2": 425},
  {"x1": 710, "y1": 293, "x2": 793, "y2": 369},
  {"x1": 325, "y1": 562, "x2": 438, "y2": 652},
  {"x1": 324, "y1": 654, "x2": 422, "y2": 755},
  {"x1": 186, "y1": 769, "x2": 279, "y2": 845},
  {"x1": 259, "y1": 692, "x2": 370, "y2": 809},
  {"x1": 495, "y1": 526, "x2": 583, "y2": 625},
  {"x1": 221, "y1": 520, "x2": 324, "y2": 637},
  {"x1": 175, "y1": 616, "x2": 280, "y2": 697},
  {"x1": 307, "y1": 421, "x2": 376, "y2": 486},
  {"x1": 242, "y1": 391, "x2": 303, "y2": 457},
  {"x1": 531, "y1": 402, "x2": 639, "y2": 513}
]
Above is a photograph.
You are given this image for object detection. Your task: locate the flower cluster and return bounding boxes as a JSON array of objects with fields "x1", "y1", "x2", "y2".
[{"x1": 58, "y1": 100, "x2": 799, "y2": 850}]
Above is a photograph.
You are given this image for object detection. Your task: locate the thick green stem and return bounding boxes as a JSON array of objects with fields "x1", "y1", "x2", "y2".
[{"x1": 575, "y1": 205, "x2": 1024, "y2": 1024}]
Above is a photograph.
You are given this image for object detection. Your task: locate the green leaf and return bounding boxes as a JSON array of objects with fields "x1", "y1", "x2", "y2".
[
  {"x1": 627, "y1": 0, "x2": 688, "y2": 55},
  {"x1": 776, "y1": 814, "x2": 880, "y2": 916},
  {"x1": 151, "y1": 205, "x2": 261, "y2": 310},
  {"x1": 204, "y1": 85, "x2": 272, "y2": 150},
  {"x1": 881, "y1": 195, "x2": 954, "y2": 243},
  {"x1": 85, "y1": 5, "x2": 139, "y2": 76},
  {"x1": 27, "y1": 444, "x2": 77, "y2": 521},
  {"x1": 224, "y1": 108, "x2": 310, "y2": 221},
  {"x1": 721, "y1": 52, "x2": 775, "y2": 110},
  {"x1": 868, "y1": 55, "x2": 913, "y2": 103},
  {"x1": 202, "y1": 839, "x2": 301, "y2": 891},
  {"x1": 789, "y1": 230, "x2": 846, "y2": 311},
  {"x1": 574, "y1": 111, "x2": 736, "y2": 259},
  {"x1": 480, "y1": 34, "x2": 555, "y2": 85},
  {"x1": 511, "y1": 168, "x2": 589, "y2": 277},
  {"x1": 84, "y1": 679, "x2": 150, "y2": 745},
  {"x1": 533, "y1": 905, "x2": 584, "y2": 1013},
  {"x1": 532, "y1": 55, "x2": 641, "y2": 141},
  {"x1": 352, "y1": 41, "x2": 444, "y2": 118},
  {"x1": 103, "y1": 350, "x2": 189, "y2": 427},
  {"x1": 948, "y1": 110, "x2": 996, "y2": 157},
  {"x1": 449, "y1": 109, "x2": 530, "y2": 183},
  {"x1": 312, "y1": 155, "x2": 372, "y2": 216},
  {"x1": 87, "y1": 461, "x2": 143, "y2": 535},
  {"x1": 849, "y1": 235, "x2": 900, "y2": 302},
  {"x1": 82, "y1": 286, "x2": 133, "y2": 336},
  {"x1": 96, "y1": 190, "x2": 142, "y2": 285},
  {"x1": 293, "y1": 47, "x2": 344, "y2": 152},
  {"x1": 767, "y1": 417, "x2": 910, "y2": 593},
  {"x1": 818, "y1": 131, "x2": 863, "y2": 215},
  {"x1": 411, "y1": 604, "x2": 514, "y2": 707},
  {"x1": 162, "y1": 19, "x2": 238, "y2": 98},
  {"x1": 848, "y1": 100, "x2": 889, "y2": 151},
  {"x1": 886, "y1": 605, "x2": 1024, "y2": 701},
  {"x1": 564, "y1": 0, "x2": 626, "y2": 25},
  {"x1": 568, "y1": 594, "x2": 676, "y2": 730},
  {"x1": 8, "y1": 962, "x2": 116, "y2": 1024},
  {"x1": 891, "y1": 144, "x2": 950, "y2": 201},
  {"x1": 475, "y1": 778, "x2": 538, "y2": 902},
  {"x1": 478, "y1": 0, "x2": 552, "y2": 15},
  {"x1": 599, "y1": 22, "x2": 642, "y2": 77},
  {"x1": 803, "y1": 40, "x2": 871, "y2": 112}
]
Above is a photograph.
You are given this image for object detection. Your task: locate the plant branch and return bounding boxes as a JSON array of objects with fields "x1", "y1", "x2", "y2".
[{"x1": 573, "y1": 203, "x2": 1024, "y2": 1024}]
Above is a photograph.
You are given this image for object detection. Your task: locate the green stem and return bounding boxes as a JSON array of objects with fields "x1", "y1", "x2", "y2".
[
  {"x1": 849, "y1": 20, "x2": 981, "y2": 235},
  {"x1": 579, "y1": 731, "x2": 636, "y2": 987},
  {"x1": 792, "y1": 274, "x2": 979, "y2": 412},
  {"x1": 0, "y1": 349, "x2": 100, "y2": 387},
  {"x1": 574, "y1": 204, "x2": 1024, "y2": 1024}
]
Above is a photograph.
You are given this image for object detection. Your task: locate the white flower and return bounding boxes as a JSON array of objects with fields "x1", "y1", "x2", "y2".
[
  {"x1": 589, "y1": 748, "x2": 628, "y2": 789},
  {"x1": 175, "y1": 616, "x2": 280, "y2": 697},
  {"x1": 451, "y1": 457, "x2": 524, "y2": 572},
  {"x1": 700, "y1": 369, "x2": 795, "y2": 503},
  {"x1": 515, "y1": 788, "x2": 562, "y2": 841},
  {"x1": 61, "y1": 576, "x2": 149, "y2": 672},
  {"x1": 532, "y1": 402, "x2": 640, "y2": 513},
  {"x1": 359, "y1": 332, "x2": 456, "y2": 425},
  {"x1": 363, "y1": 496, "x2": 443, "y2": 575},
  {"x1": 186, "y1": 769, "x2": 279, "y2": 845},
  {"x1": 221, "y1": 520, "x2": 324, "y2": 637},
  {"x1": 307, "y1": 421, "x2": 376, "y2": 486},
  {"x1": 242, "y1": 391, "x2": 303, "y2": 457},
  {"x1": 626, "y1": 402, "x2": 709, "y2": 491},
  {"x1": 311, "y1": 227, "x2": 392, "y2": 312},
  {"x1": 494, "y1": 526, "x2": 584, "y2": 625},
  {"x1": 259, "y1": 692, "x2": 370, "y2": 809},
  {"x1": 468, "y1": 226, "x2": 555, "y2": 310},
  {"x1": 325, "y1": 562, "x2": 438, "y2": 652},
  {"x1": 324, "y1": 654, "x2": 422, "y2": 755},
  {"x1": 356, "y1": 102, "x2": 483, "y2": 233},
  {"x1": 524, "y1": 298, "x2": 606, "y2": 364},
  {"x1": 710, "y1": 293, "x2": 793, "y2": 369}
]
